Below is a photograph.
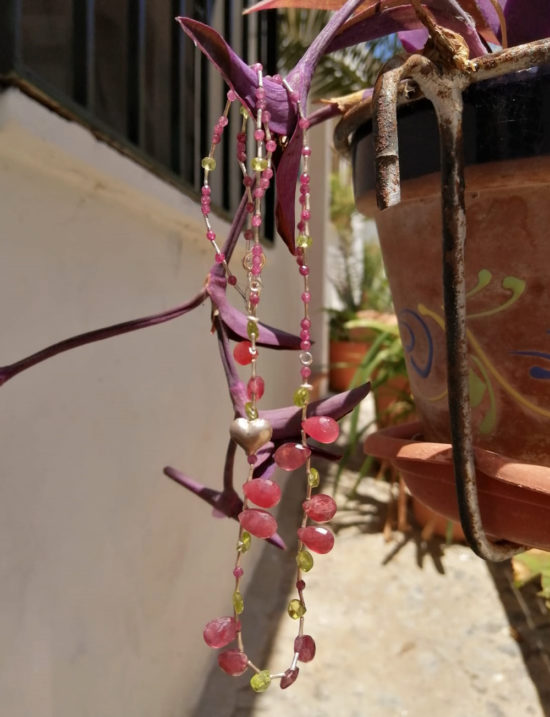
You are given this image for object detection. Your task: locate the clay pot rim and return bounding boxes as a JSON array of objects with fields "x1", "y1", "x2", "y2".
[{"x1": 365, "y1": 421, "x2": 550, "y2": 498}]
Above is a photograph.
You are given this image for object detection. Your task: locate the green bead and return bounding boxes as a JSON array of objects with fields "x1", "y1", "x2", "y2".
[
  {"x1": 287, "y1": 599, "x2": 306, "y2": 620},
  {"x1": 251, "y1": 157, "x2": 268, "y2": 172},
  {"x1": 296, "y1": 549, "x2": 314, "y2": 572},
  {"x1": 233, "y1": 590, "x2": 244, "y2": 615},
  {"x1": 238, "y1": 531, "x2": 251, "y2": 553},
  {"x1": 293, "y1": 387, "x2": 310, "y2": 408},
  {"x1": 240, "y1": 106, "x2": 250, "y2": 118},
  {"x1": 250, "y1": 670, "x2": 271, "y2": 692},
  {"x1": 308, "y1": 467, "x2": 320, "y2": 488},
  {"x1": 247, "y1": 320, "x2": 259, "y2": 339},
  {"x1": 245, "y1": 402, "x2": 258, "y2": 420},
  {"x1": 296, "y1": 233, "x2": 312, "y2": 248},
  {"x1": 201, "y1": 156, "x2": 216, "y2": 171}
]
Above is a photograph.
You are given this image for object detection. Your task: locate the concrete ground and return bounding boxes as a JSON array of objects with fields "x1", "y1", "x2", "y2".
[{"x1": 192, "y1": 466, "x2": 550, "y2": 717}]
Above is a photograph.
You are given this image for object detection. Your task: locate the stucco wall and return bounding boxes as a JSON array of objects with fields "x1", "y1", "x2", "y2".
[{"x1": 0, "y1": 89, "x2": 329, "y2": 716}]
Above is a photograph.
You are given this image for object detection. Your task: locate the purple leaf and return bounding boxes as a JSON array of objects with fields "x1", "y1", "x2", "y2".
[
  {"x1": 503, "y1": 0, "x2": 550, "y2": 46},
  {"x1": 328, "y1": 4, "x2": 488, "y2": 57},
  {"x1": 208, "y1": 273, "x2": 302, "y2": 350},
  {"x1": 0, "y1": 289, "x2": 207, "y2": 386},
  {"x1": 164, "y1": 465, "x2": 286, "y2": 549},
  {"x1": 177, "y1": 18, "x2": 297, "y2": 138},
  {"x1": 261, "y1": 381, "x2": 371, "y2": 440}
]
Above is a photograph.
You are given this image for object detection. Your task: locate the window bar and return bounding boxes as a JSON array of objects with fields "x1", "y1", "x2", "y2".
[
  {"x1": 72, "y1": 0, "x2": 95, "y2": 110},
  {"x1": 127, "y1": 0, "x2": 146, "y2": 147},
  {"x1": 0, "y1": 0, "x2": 21, "y2": 76}
]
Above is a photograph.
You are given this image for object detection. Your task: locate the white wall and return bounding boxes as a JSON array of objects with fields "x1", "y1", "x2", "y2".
[{"x1": 0, "y1": 89, "x2": 328, "y2": 717}]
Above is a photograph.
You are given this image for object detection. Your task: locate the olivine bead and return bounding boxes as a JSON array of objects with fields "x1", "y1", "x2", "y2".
[{"x1": 250, "y1": 670, "x2": 271, "y2": 692}]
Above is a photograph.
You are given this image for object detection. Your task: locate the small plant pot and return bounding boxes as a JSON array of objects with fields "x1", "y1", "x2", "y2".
[
  {"x1": 365, "y1": 422, "x2": 550, "y2": 552},
  {"x1": 328, "y1": 340, "x2": 369, "y2": 392}
]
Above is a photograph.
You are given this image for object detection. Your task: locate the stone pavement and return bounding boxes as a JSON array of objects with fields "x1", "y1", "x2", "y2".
[{"x1": 192, "y1": 469, "x2": 550, "y2": 717}]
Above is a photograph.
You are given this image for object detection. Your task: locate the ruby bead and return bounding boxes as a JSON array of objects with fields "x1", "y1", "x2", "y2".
[
  {"x1": 252, "y1": 215, "x2": 262, "y2": 227},
  {"x1": 301, "y1": 291, "x2": 311, "y2": 303},
  {"x1": 274, "y1": 442, "x2": 311, "y2": 471},
  {"x1": 233, "y1": 566, "x2": 244, "y2": 578},
  {"x1": 300, "y1": 340, "x2": 311, "y2": 351},
  {"x1": 243, "y1": 175, "x2": 253, "y2": 187},
  {"x1": 299, "y1": 265, "x2": 309, "y2": 276},
  {"x1": 215, "y1": 252, "x2": 225, "y2": 264},
  {"x1": 301, "y1": 209, "x2": 311, "y2": 221},
  {"x1": 280, "y1": 667, "x2": 299, "y2": 689},
  {"x1": 218, "y1": 649, "x2": 249, "y2": 676},
  {"x1": 203, "y1": 616, "x2": 240, "y2": 648},
  {"x1": 300, "y1": 329, "x2": 310, "y2": 341},
  {"x1": 249, "y1": 293, "x2": 260, "y2": 305},
  {"x1": 266, "y1": 139, "x2": 277, "y2": 152},
  {"x1": 206, "y1": 230, "x2": 216, "y2": 241},
  {"x1": 297, "y1": 526, "x2": 334, "y2": 554},
  {"x1": 234, "y1": 341, "x2": 256, "y2": 366},
  {"x1": 300, "y1": 367, "x2": 311, "y2": 379},
  {"x1": 228, "y1": 275, "x2": 237, "y2": 286},
  {"x1": 263, "y1": 167, "x2": 273, "y2": 179},
  {"x1": 294, "y1": 634, "x2": 316, "y2": 662},
  {"x1": 303, "y1": 494, "x2": 337, "y2": 523},
  {"x1": 301, "y1": 318, "x2": 311, "y2": 329},
  {"x1": 238, "y1": 509, "x2": 277, "y2": 539},
  {"x1": 302, "y1": 416, "x2": 340, "y2": 444},
  {"x1": 247, "y1": 376, "x2": 265, "y2": 400},
  {"x1": 243, "y1": 478, "x2": 281, "y2": 508}
]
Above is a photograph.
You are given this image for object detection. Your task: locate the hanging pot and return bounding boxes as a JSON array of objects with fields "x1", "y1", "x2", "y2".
[{"x1": 350, "y1": 65, "x2": 550, "y2": 468}]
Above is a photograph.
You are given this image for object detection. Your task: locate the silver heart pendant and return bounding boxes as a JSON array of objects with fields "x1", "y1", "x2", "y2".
[{"x1": 230, "y1": 417, "x2": 273, "y2": 455}]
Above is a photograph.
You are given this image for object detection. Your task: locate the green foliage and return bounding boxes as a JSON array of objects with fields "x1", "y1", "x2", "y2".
[
  {"x1": 277, "y1": 9, "x2": 398, "y2": 100},
  {"x1": 513, "y1": 550, "x2": 550, "y2": 607}
]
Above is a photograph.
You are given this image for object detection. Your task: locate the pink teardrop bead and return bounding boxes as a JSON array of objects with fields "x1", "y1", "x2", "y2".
[
  {"x1": 280, "y1": 667, "x2": 300, "y2": 689},
  {"x1": 247, "y1": 376, "x2": 265, "y2": 400},
  {"x1": 218, "y1": 649, "x2": 249, "y2": 676},
  {"x1": 302, "y1": 416, "x2": 340, "y2": 444},
  {"x1": 238, "y1": 509, "x2": 277, "y2": 539},
  {"x1": 274, "y1": 443, "x2": 311, "y2": 471},
  {"x1": 294, "y1": 634, "x2": 316, "y2": 662},
  {"x1": 203, "y1": 616, "x2": 240, "y2": 649},
  {"x1": 297, "y1": 526, "x2": 335, "y2": 554},
  {"x1": 243, "y1": 479, "x2": 281, "y2": 508},
  {"x1": 302, "y1": 494, "x2": 337, "y2": 523}
]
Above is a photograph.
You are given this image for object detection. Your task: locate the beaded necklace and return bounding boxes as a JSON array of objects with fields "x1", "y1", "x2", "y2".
[{"x1": 199, "y1": 66, "x2": 339, "y2": 693}]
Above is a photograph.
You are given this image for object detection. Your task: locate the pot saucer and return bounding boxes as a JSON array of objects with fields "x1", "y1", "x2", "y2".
[{"x1": 365, "y1": 422, "x2": 550, "y2": 552}]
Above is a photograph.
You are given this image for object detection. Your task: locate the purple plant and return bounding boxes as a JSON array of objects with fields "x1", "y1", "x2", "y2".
[{"x1": 1, "y1": 0, "x2": 547, "y2": 543}]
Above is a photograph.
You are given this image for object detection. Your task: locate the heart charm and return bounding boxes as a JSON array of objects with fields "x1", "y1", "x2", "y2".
[{"x1": 230, "y1": 417, "x2": 273, "y2": 455}]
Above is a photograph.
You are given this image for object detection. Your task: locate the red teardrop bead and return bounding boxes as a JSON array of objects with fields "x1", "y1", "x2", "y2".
[
  {"x1": 294, "y1": 634, "x2": 316, "y2": 662},
  {"x1": 234, "y1": 340, "x2": 257, "y2": 366},
  {"x1": 302, "y1": 494, "x2": 337, "y2": 523},
  {"x1": 302, "y1": 416, "x2": 339, "y2": 444},
  {"x1": 274, "y1": 442, "x2": 311, "y2": 471},
  {"x1": 238, "y1": 508, "x2": 277, "y2": 539},
  {"x1": 203, "y1": 616, "x2": 240, "y2": 648},
  {"x1": 218, "y1": 649, "x2": 249, "y2": 676},
  {"x1": 280, "y1": 667, "x2": 300, "y2": 689},
  {"x1": 297, "y1": 526, "x2": 335, "y2": 554},
  {"x1": 243, "y1": 479, "x2": 281, "y2": 508}
]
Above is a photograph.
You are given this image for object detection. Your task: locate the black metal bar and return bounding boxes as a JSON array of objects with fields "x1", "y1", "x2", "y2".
[
  {"x1": 0, "y1": 0, "x2": 21, "y2": 75},
  {"x1": 72, "y1": 0, "x2": 95, "y2": 109},
  {"x1": 170, "y1": 0, "x2": 184, "y2": 173},
  {"x1": 127, "y1": 0, "x2": 146, "y2": 146}
]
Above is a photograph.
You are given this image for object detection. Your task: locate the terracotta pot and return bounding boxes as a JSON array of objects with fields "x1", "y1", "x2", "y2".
[
  {"x1": 365, "y1": 422, "x2": 550, "y2": 552},
  {"x1": 352, "y1": 66, "x2": 550, "y2": 467},
  {"x1": 328, "y1": 340, "x2": 369, "y2": 393}
]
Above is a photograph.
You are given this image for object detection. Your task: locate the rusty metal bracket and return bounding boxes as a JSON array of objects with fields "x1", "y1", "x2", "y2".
[{"x1": 357, "y1": 38, "x2": 550, "y2": 561}]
